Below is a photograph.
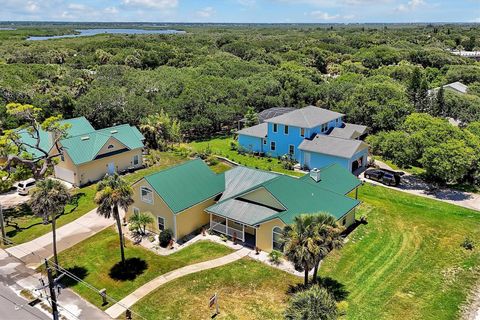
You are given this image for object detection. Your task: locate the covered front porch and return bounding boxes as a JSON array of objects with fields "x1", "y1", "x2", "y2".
[{"x1": 209, "y1": 214, "x2": 256, "y2": 248}]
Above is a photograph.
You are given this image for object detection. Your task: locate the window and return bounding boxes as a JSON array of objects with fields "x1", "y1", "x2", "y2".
[
  {"x1": 273, "y1": 123, "x2": 278, "y2": 133},
  {"x1": 321, "y1": 123, "x2": 328, "y2": 133},
  {"x1": 141, "y1": 187, "x2": 153, "y2": 204},
  {"x1": 157, "y1": 216, "x2": 165, "y2": 231},
  {"x1": 133, "y1": 207, "x2": 140, "y2": 216},
  {"x1": 107, "y1": 144, "x2": 115, "y2": 149},
  {"x1": 284, "y1": 125, "x2": 289, "y2": 135},
  {"x1": 133, "y1": 155, "x2": 139, "y2": 165},
  {"x1": 270, "y1": 141, "x2": 276, "y2": 151},
  {"x1": 342, "y1": 218, "x2": 346, "y2": 226},
  {"x1": 272, "y1": 227, "x2": 283, "y2": 251},
  {"x1": 300, "y1": 128, "x2": 305, "y2": 137},
  {"x1": 289, "y1": 145, "x2": 295, "y2": 155},
  {"x1": 263, "y1": 139, "x2": 267, "y2": 145}
]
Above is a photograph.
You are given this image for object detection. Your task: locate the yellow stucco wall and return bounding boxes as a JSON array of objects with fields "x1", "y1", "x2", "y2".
[
  {"x1": 128, "y1": 180, "x2": 176, "y2": 235},
  {"x1": 339, "y1": 209, "x2": 356, "y2": 229},
  {"x1": 256, "y1": 218, "x2": 286, "y2": 252},
  {"x1": 96, "y1": 137, "x2": 128, "y2": 156},
  {"x1": 175, "y1": 198, "x2": 216, "y2": 239},
  {"x1": 240, "y1": 187, "x2": 285, "y2": 210},
  {"x1": 76, "y1": 148, "x2": 142, "y2": 186}
]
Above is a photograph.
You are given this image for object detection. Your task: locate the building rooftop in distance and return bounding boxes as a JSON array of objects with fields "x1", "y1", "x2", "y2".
[{"x1": 265, "y1": 106, "x2": 344, "y2": 128}]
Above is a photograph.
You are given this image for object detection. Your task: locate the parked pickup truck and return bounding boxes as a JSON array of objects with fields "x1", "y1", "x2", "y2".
[{"x1": 364, "y1": 168, "x2": 402, "y2": 186}]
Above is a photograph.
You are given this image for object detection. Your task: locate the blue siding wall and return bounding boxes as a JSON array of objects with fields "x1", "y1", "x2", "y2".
[
  {"x1": 238, "y1": 134, "x2": 264, "y2": 153},
  {"x1": 300, "y1": 151, "x2": 350, "y2": 170},
  {"x1": 266, "y1": 123, "x2": 305, "y2": 160}
]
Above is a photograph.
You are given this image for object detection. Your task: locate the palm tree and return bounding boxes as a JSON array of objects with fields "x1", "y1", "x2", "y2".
[
  {"x1": 95, "y1": 173, "x2": 133, "y2": 264},
  {"x1": 285, "y1": 285, "x2": 338, "y2": 320},
  {"x1": 283, "y1": 214, "x2": 320, "y2": 287},
  {"x1": 129, "y1": 211, "x2": 154, "y2": 235},
  {"x1": 30, "y1": 179, "x2": 71, "y2": 275},
  {"x1": 311, "y1": 213, "x2": 345, "y2": 283}
]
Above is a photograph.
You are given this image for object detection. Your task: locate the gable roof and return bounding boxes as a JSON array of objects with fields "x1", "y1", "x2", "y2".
[
  {"x1": 143, "y1": 159, "x2": 225, "y2": 214},
  {"x1": 60, "y1": 124, "x2": 144, "y2": 165},
  {"x1": 220, "y1": 166, "x2": 278, "y2": 201},
  {"x1": 429, "y1": 81, "x2": 468, "y2": 95},
  {"x1": 265, "y1": 106, "x2": 344, "y2": 129},
  {"x1": 206, "y1": 165, "x2": 360, "y2": 226},
  {"x1": 16, "y1": 117, "x2": 95, "y2": 158},
  {"x1": 299, "y1": 134, "x2": 369, "y2": 159},
  {"x1": 299, "y1": 163, "x2": 362, "y2": 195},
  {"x1": 236, "y1": 123, "x2": 268, "y2": 138},
  {"x1": 329, "y1": 123, "x2": 368, "y2": 140}
]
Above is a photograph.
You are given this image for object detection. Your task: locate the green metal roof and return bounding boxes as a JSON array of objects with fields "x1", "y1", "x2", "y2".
[
  {"x1": 60, "y1": 124, "x2": 144, "y2": 165},
  {"x1": 144, "y1": 159, "x2": 225, "y2": 214},
  {"x1": 16, "y1": 117, "x2": 95, "y2": 158},
  {"x1": 206, "y1": 165, "x2": 360, "y2": 226},
  {"x1": 258, "y1": 176, "x2": 360, "y2": 225},
  {"x1": 299, "y1": 164, "x2": 362, "y2": 195}
]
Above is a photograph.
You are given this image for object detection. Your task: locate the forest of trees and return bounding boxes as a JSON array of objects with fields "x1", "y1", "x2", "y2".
[{"x1": 0, "y1": 23, "x2": 480, "y2": 184}]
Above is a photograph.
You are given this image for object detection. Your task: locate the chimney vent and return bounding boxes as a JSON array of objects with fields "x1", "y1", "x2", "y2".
[
  {"x1": 110, "y1": 130, "x2": 118, "y2": 134},
  {"x1": 310, "y1": 168, "x2": 321, "y2": 182},
  {"x1": 81, "y1": 136, "x2": 90, "y2": 141}
]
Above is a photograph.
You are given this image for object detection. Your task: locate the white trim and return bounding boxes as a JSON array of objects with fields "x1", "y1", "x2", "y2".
[
  {"x1": 300, "y1": 127, "x2": 305, "y2": 138},
  {"x1": 157, "y1": 216, "x2": 166, "y2": 231},
  {"x1": 288, "y1": 144, "x2": 295, "y2": 156},
  {"x1": 270, "y1": 141, "x2": 276, "y2": 151},
  {"x1": 133, "y1": 154, "x2": 139, "y2": 166},
  {"x1": 133, "y1": 207, "x2": 140, "y2": 215},
  {"x1": 140, "y1": 186, "x2": 154, "y2": 204},
  {"x1": 272, "y1": 123, "x2": 278, "y2": 133},
  {"x1": 284, "y1": 125, "x2": 289, "y2": 135},
  {"x1": 173, "y1": 214, "x2": 177, "y2": 240}
]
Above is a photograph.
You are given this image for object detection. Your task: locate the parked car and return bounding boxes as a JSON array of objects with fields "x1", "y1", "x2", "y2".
[
  {"x1": 17, "y1": 178, "x2": 36, "y2": 195},
  {"x1": 364, "y1": 169, "x2": 401, "y2": 186}
]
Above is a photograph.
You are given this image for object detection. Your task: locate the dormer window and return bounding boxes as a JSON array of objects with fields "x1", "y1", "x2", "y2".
[
  {"x1": 273, "y1": 123, "x2": 278, "y2": 133},
  {"x1": 284, "y1": 125, "x2": 289, "y2": 135},
  {"x1": 321, "y1": 123, "x2": 328, "y2": 133},
  {"x1": 107, "y1": 144, "x2": 115, "y2": 149}
]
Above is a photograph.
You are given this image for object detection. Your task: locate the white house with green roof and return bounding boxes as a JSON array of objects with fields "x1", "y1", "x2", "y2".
[
  {"x1": 18, "y1": 116, "x2": 145, "y2": 186},
  {"x1": 128, "y1": 158, "x2": 361, "y2": 252}
]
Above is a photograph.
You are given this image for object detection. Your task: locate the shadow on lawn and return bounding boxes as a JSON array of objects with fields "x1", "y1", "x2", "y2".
[
  {"x1": 5, "y1": 193, "x2": 86, "y2": 238},
  {"x1": 109, "y1": 258, "x2": 148, "y2": 281},
  {"x1": 59, "y1": 266, "x2": 89, "y2": 287},
  {"x1": 287, "y1": 276, "x2": 349, "y2": 302}
]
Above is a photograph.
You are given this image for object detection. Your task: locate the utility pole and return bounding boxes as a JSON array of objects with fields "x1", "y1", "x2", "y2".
[
  {"x1": 0, "y1": 204, "x2": 6, "y2": 246},
  {"x1": 45, "y1": 259, "x2": 59, "y2": 320}
]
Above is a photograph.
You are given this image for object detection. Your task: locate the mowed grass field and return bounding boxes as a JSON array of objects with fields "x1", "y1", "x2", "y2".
[
  {"x1": 320, "y1": 183, "x2": 480, "y2": 320},
  {"x1": 130, "y1": 258, "x2": 301, "y2": 320}
]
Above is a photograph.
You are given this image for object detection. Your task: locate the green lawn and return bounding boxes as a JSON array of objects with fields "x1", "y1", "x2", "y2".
[
  {"x1": 52, "y1": 227, "x2": 234, "y2": 310},
  {"x1": 320, "y1": 183, "x2": 480, "y2": 320},
  {"x1": 187, "y1": 137, "x2": 303, "y2": 177},
  {"x1": 4, "y1": 153, "x2": 185, "y2": 245},
  {"x1": 130, "y1": 258, "x2": 300, "y2": 320}
]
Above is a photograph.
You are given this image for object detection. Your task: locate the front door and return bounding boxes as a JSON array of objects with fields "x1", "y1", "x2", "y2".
[{"x1": 107, "y1": 162, "x2": 115, "y2": 175}]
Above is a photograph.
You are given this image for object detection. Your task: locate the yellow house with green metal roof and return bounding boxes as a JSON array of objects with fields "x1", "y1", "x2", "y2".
[
  {"x1": 129, "y1": 159, "x2": 361, "y2": 252},
  {"x1": 18, "y1": 116, "x2": 145, "y2": 186}
]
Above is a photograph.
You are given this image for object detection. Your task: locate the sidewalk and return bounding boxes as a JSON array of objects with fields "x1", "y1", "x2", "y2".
[
  {"x1": 0, "y1": 249, "x2": 110, "y2": 320},
  {"x1": 105, "y1": 247, "x2": 251, "y2": 319},
  {"x1": 6, "y1": 208, "x2": 117, "y2": 269}
]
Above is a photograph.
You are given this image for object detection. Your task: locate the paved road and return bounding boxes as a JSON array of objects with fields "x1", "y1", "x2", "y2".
[
  {"x1": 6, "y1": 208, "x2": 116, "y2": 269},
  {"x1": 0, "y1": 282, "x2": 49, "y2": 320}
]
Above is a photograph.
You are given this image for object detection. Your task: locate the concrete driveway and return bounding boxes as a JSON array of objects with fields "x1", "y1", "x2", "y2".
[{"x1": 0, "y1": 190, "x2": 30, "y2": 210}]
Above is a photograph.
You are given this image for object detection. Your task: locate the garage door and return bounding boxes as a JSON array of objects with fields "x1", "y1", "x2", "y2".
[{"x1": 54, "y1": 166, "x2": 75, "y2": 184}]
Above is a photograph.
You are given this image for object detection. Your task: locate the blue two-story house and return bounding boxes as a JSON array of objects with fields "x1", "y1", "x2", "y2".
[{"x1": 237, "y1": 106, "x2": 369, "y2": 173}]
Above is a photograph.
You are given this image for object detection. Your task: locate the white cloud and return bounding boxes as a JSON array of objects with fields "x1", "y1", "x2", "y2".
[
  {"x1": 396, "y1": 0, "x2": 426, "y2": 12},
  {"x1": 237, "y1": 0, "x2": 256, "y2": 6},
  {"x1": 196, "y1": 6, "x2": 215, "y2": 18},
  {"x1": 104, "y1": 7, "x2": 119, "y2": 15},
  {"x1": 67, "y1": 4, "x2": 88, "y2": 11},
  {"x1": 310, "y1": 10, "x2": 340, "y2": 20},
  {"x1": 121, "y1": 0, "x2": 178, "y2": 10}
]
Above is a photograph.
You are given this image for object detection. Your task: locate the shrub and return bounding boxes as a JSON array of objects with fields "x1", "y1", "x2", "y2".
[
  {"x1": 268, "y1": 250, "x2": 282, "y2": 265},
  {"x1": 285, "y1": 286, "x2": 338, "y2": 320},
  {"x1": 230, "y1": 141, "x2": 238, "y2": 151},
  {"x1": 159, "y1": 229, "x2": 174, "y2": 248},
  {"x1": 206, "y1": 155, "x2": 219, "y2": 166},
  {"x1": 461, "y1": 237, "x2": 475, "y2": 250}
]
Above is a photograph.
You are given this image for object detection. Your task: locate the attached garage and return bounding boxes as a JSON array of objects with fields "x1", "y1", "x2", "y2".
[{"x1": 54, "y1": 166, "x2": 75, "y2": 184}]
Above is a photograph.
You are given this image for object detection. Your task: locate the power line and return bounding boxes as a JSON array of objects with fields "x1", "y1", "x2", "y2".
[{"x1": 0, "y1": 235, "x2": 148, "y2": 320}]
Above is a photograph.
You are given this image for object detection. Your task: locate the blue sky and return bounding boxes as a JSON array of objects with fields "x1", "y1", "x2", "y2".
[{"x1": 1, "y1": 0, "x2": 479, "y2": 23}]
